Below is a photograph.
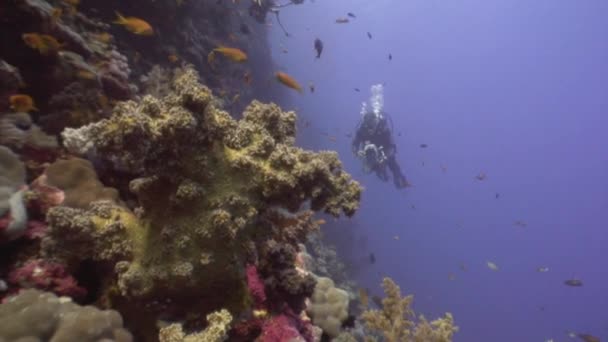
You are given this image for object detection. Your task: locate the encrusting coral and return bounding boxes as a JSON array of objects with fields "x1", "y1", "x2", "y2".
[
  {"x1": 361, "y1": 278, "x2": 458, "y2": 342},
  {"x1": 42, "y1": 66, "x2": 361, "y2": 334}
]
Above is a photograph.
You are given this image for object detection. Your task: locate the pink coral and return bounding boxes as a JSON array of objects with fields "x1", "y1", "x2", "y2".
[
  {"x1": 246, "y1": 264, "x2": 267, "y2": 308},
  {"x1": 8, "y1": 259, "x2": 86, "y2": 299},
  {"x1": 29, "y1": 174, "x2": 65, "y2": 213},
  {"x1": 259, "y1": 308, "x2": 314, "y2": 342},
  {"x1": 24, "y1": 220, "x2": 48, "y2": 240}
]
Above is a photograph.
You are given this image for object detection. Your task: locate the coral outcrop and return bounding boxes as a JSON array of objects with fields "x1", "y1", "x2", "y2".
[
  {"x1": 361, "y1": 278, "x2": 458, "y2": 342},
  {"x1": 41, "y1": 67, "x2": 361, "y2": 334},
  {"x1": 158, "y1": 309, "x2": 232, "y2": 342},
  {"x1": 0, "y1": 112, "x2": 58, "y2": 150},
  {"x1": 0, "y1": 289, "x2": 132, "y2": 341},
  {"x1": 33, "y1": 157, "x2": 120, "y2": 209},
  {"x1": 307, "y1": 276, "x2": 350, "y2": 338}
]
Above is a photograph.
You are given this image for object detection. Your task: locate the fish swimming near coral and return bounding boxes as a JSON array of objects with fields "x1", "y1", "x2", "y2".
[
  {"x1": 486, "y1": 261, "x2": 499, "y2": 271},
  {"x1": 564, "y1": 278, "x2": 583, "y2": 287},
  {"x1": 576, "y1": 333, "x2": 600, "y2": 342},
  {"x1": 22, "y1": 33, "x2": 63, "y2": 55},
  {"x1": 308, "y1": 82, "x2": 315, "y2": 93},
  {"x1": 208, "y1": 46, "x2": 248, "y2": 64},
  {"x1": 240, "y1": 23, "x2": 251, "y2": 35},
  {"x1": 314, "y1": 38, "x2": 323, "y2": 58},
  {"x1": 475, "y1": 172, "x2": 487, "y2": 181},
  {"x1": 9, "y1": 94, "x2": 38, "y2": 112},
  {"x1": 113, "y1": 12, "x2": 154, "y2": 36},
  {"x1": 275, "y1": 71, "x2": 302, "y2": 93},
  {"x1": 168, "y1": 54, "x2": 179, "y2": 63}
]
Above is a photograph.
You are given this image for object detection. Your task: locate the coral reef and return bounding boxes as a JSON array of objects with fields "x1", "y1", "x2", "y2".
[
  {"x1": 307, "y1": 276, "x2": 350, "y2": 338},
  {"x1": 361, "y1": 278, "x2": 458, "y2": 342},
  {"x1": 7, "y1": 259, "x2": 86, "y2": 299},
  {"x1": 0, "y1": 146, "x2": 27, "y2": 241},
  {"x1": 33, "y1": 157, "x2": 120, "y2": 209},
  {"x1": 40, "y1": 68, "x2": 360, "y2": 336},
  {"x1": 0, "y1": 289, "x2": 132, "y2": 341},
  {"x1": 158, "y1": 309, "x2": 232, "y2": 342},
  {"x1": 0, "y1": 112, "x2": 58, "y2": 150}
]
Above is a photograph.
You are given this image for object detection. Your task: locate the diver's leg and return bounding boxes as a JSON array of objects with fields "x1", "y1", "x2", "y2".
[{"x1": 387, "y1": 157, "x2": 408, "y2": 188}]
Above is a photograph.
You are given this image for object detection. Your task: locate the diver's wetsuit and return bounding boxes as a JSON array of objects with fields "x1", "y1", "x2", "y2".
[{"x1": 352, "y1": 113, "x2": 408, "y2": 188}]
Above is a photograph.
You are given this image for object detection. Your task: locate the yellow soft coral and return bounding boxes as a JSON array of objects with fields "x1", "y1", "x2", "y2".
[
  {"x1": 361, "y1": 278, "x2": 458, "y2": 342},
  {"x1": 158, "y1": 309, "x2": 232, "y2": 342}
]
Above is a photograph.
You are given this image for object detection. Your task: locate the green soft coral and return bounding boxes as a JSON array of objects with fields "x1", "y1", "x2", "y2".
[{"x1": 361, "y1": 278, "x2": 458, "y2": 342}]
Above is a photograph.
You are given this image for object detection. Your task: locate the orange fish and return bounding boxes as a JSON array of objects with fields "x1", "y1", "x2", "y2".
[
  {"x1": 51, "y1": 8, "x2": 63, "y2": 22},
  {"x1": 113, "y1": 12, "x2": 154, "y2": 36},
  {"x1": 76, "y1": 70, "x2": 97, "y2": 80},
  {"x1": 9, "y1": 94, "x2": 38, "y2": 112},
  {"x1": 168, "y1": 54, "x2": 179, "y2": 63},
  {"x1": 275, "y1": 72, "x2": 302, "y2": 93},
  {"x1": 63, "y1": 0, "x2": 79, "y2": 5},
  {"x1": 315, "y1": 219, "x2": 326, "y2": 225},
  {"x1": 208, "y1": 46, "x2": 248, "y2": 63},
  {"x1": 22, "y1": 33, "x2": 63, "y2": 55},
  {"x1": 93, "y1": 32, "x2": 113, "y2": 43}
]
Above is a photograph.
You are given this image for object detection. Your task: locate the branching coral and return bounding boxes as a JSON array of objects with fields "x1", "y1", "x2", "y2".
[{"x1": 361, "y1": 278, "x2": 458, "y2": 342}]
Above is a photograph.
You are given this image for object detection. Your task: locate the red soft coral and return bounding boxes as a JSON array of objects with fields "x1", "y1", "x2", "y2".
[
  {"x1": 8, "y1": 259, "x2": 86, "y2": 299},
  {"x1": 246, "y1": 264, "x2": 267, "y2": 308},
  {"x1": 259, "y1": 308, "x2": 314, "y2": 342}
]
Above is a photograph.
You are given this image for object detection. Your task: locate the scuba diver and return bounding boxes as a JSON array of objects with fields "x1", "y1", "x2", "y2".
[{"x1": 351, "y1": 84, "x2": 409, "y2": 189}]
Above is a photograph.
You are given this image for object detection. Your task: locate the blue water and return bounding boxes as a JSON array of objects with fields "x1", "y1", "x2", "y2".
[{"x1": 266, "y1": 1, "x2": 608, "y2": 341}]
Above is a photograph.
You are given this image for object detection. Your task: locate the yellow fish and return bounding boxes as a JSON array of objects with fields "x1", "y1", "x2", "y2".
[
  {"x1": 275, "y1": 71, "x2": 302, "y2": 93},
  {"x1": 208, "y1": 46, "x2": 248, "y2": 63},
  {"x1": 113, "y1": 12, "x2": 154, "y2": 36},
  {"x1": 22, "y1": 33, "x2": 63, "y2": 55},
  {"x1": 10, "y1": 94, "x2": 38, "y2": 112}
]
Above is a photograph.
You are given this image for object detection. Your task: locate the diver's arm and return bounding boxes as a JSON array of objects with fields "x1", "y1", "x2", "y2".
[{"x1": 351, "y1": 129, "x2": 363, "y2": 155}]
